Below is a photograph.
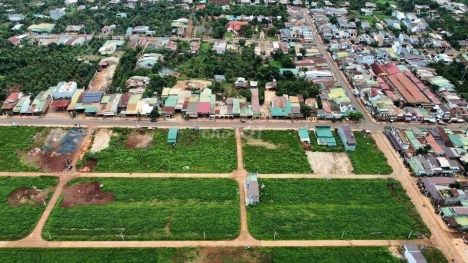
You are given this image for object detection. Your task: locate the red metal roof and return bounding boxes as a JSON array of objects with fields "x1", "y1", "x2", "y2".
[
  {"x1": 386, "y1": 73, "x2": 429, "y2": 104},
  {"x1": 50, "y1": 99, "x2": 70, "y2": 109},
  {"x1": 5, "y1": 92, "x2": 20, "y2": 103},
  {"x1": 197, "y1": 102, "x2": 211, "y2": 114},
  {"x1": 383, "y1": 63, "x2": 401, "y2": 75},
  {"x1": 370, "y1": 63, "x2": 387, "y2": 76}
]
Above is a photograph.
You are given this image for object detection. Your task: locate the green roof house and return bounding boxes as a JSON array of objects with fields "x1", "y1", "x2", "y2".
[
  {"x1": 314, "y1": 126, "x2": 337, "y2": 147},
  {"x1": 168, "y1": 128, "x2": 179, "y2": 144},
  {"x1": 298, "y1": 127, "x2": 310, "y2": 143}
]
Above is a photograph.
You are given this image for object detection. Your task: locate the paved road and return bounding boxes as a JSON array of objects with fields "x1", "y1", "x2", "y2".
[{"x1": 2, "y1": 116, "x2": 464, "y2": 133}]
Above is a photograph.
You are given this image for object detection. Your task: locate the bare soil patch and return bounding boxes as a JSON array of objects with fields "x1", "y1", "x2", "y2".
[
  {"x1": 125, "y1": 131, "x2": 153, "y2": 149},
  {"x1": 90, "y1": 129, "x2": 112, "y2": 153},
  {"x1": 194, "y1": 247, "x2": 261, "y2": 263},
  {"x1": 8, "y1": 187, "x2": 51, "y2": 207},
  {"x1": 78, "y1": 158, "x2": 98, "y2": 172},
  {"x1": 61, "y1": 182, "x2": 114, "y2": 208},
  {"x1": 43, "y1": 128, "x2": 67, "y2": 152},
  {"x1": 306, "y1": 152, "x2": 353, "y2": 175},
  {"x1": 173, "y1": 79, "x2": 212, "y2": 90}
]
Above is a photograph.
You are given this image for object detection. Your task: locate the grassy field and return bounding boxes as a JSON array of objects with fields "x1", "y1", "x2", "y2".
[
  {"x1": 0, "y1": 176, "x2": 58, "y2": 240},
  {"x1": 242, "y1": 130, "x2": 312, "y2": 174},
  {"x1": 248, "y1": 178, "x2": 429, "y2": 240},
  {"x1": 84, "y1": 128, "x2": 237, "y2": 173},
  {"x1": 422, "y1": 247, "x2": 448, "y2": 263},
  {"x1": 0, "y1": 126, "x2": 44, "y2": 171},
  {"x1": 347, "y1": 133, "x2": 393, "y2": 174},
  {"x1": 309, "y1": 130, "x2": 345, "y2": 152},
  {"x1": 43, "y1": 178, "x2": 240, "y2": 241},
  {"x1": 0, "y1": 247, "x2": 404, "y2": 262}
]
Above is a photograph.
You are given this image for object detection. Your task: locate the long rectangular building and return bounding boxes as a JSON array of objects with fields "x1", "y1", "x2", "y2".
[{"x1": 386, "y1": 73, "x2": 430, "y2": 104}]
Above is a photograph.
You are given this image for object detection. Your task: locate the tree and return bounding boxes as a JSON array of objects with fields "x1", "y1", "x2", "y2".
[
  {"x1": 267, "y1": 27, "x2": 277, "y2": 37},
  {"x1": 239, "y1": 39, "x2": 246, "y2": 47},
  {"x1": 282, "y1": 70, "x2": 295, "y2": 79},
  {"x1": 349, "y1": 112, "x2": 364, "y2": 120},
  {"x1": 212, "y1": 26, "x2": 226, "y2": 39},
  {"x1": 240, "y1": 24, "x2": 254, "y2": 38},
  {"x1": 299, "y1": 48, "x2": 306, "y2": 56},
  {"x1": 150, "y1": 107, "x2": 160, "y2": 119},
  {"x1": 300, "y1": 105, "x2": 311, "y2": 118}
]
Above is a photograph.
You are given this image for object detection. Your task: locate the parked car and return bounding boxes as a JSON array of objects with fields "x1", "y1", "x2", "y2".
[
  {"x1": 67, "y1": 165, "x2": 73, "y2": 171},
  {"x1": 91, "y1": 129, "x2": 96, "y2": 135}
]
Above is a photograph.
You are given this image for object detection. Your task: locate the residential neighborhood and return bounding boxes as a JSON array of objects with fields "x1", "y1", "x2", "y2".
[{"x1": 2, "y1": 0, "x2": 468, "y2": 261}]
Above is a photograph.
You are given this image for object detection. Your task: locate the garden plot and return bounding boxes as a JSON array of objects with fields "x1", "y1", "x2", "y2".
[
  {"x1": 0, "y1": 176, "x2": 58, "y2": 240},
  {"x1": 242, "y1": 130, "x2": 312, "y2": 174},
  {"x1": 0, "y1": 126, "x2": 45, "y2": 171},
  {"x1": 82, "y1": 128, "x2": 236, "y2": 173},
  {"x1": 306, "y1": 152, "x2": 353, "y2": 175},
  {"x1": 26, "y1": 128, "x2": 87, "y2": 172},
  {"x1": 43, "y1": 178, "x2": 240, "y2": 241},
  {"x1": 0, "y1": 247, "x2": 405, "y2": 263},
  {"x1": 248, "y1": 179, "x2": 429, "y2": 240}
]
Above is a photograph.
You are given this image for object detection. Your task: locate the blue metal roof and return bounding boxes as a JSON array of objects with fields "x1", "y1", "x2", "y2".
[{"x1": 82, "y1": 92, "x2": 104, "y2": 103}]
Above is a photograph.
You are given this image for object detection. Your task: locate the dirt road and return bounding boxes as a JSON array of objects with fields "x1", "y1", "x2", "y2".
[{"x1": 374, "y1": 132, "x2": 465, "y2": 263}]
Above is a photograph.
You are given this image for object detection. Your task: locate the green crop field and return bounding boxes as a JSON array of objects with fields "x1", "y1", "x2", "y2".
[
  {"x1": 83, "y1": 128, "x2": 237, "y2": 173},
  {"x1": 0, "y1": 126, "x2": 45, "y2": 171},
  {"x1": 242, "y1": 130, "x2": 312, "y2": 174},
  {"x1": 0, "y1": 176, "x2": 58, "y2": 240},
  {"x1": 43, "y1": 178, "x2": 240, "y2": 241},
  {"x1": 0, "y1": 247, "x2": 406, "y2": 262},
  {"x1": 347, "y1": 133, "x2": 393, "y2": 174},
  {"x1": 248, "y1": 179, "x2": 429, "y2": 240}
]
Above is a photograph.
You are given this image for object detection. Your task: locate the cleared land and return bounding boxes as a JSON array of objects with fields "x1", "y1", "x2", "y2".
[
  {"x1": 306, "y1": 152, "x2": 353, "y2": 174},
  {"x1": 83, "y1": 128, "x2": 237, "y2": 173},
  {"x1": 347, "y1": 133, "x2": 393, "y2": 175},
  {"x1": 0, "y1": 126, "x2": 44, "y2": 171},
  {"x1": 0, "y1": 176, "x2": 58, "y2": 240},
  {"x1": 90, "y1": 129, "x2": 112, "y2": 153},
  {"x1": 248, "y1": 179, "x2": 429, "y2": 240},
  {"x1": 242, "y1": 130, "x2": 312, "y2": 174},
  {"x1": 0, "y1": 247, "x2": 404, "y2": 263},
  {"x1": 43, "y1": 178, "x2": 240, "y2": 241}
]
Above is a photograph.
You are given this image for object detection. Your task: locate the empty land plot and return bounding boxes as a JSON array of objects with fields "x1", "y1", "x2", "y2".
[
  {"x1": 242, "y1": 130, "x2": 312, "y2": 174},
  {"x1": 84, "y1": 128, "x2": 237, "y2": 173},
  {"x1": 43, "y1": 178, "x2": 240, "y2": 241},
  {"x1": 248, "y1": 178, "x2": 429, "y2": 240},
  {"x1": 306, "y1": 152, "x2": 353, "y2": 174},
  {"x1": 0, "y1": 176, "x2": 58, "y2": 240},
  {"x1": 347, "y1": 133, "x2": 393, "y2": 175},
  {"x1": 90, "y1": 129, "x2": 112, "y2": 153},
  {"x1": 0, "y1": 126, "x2": 45, "y2": 171},
  {"x1": 0, "y1": 247, "x2": 405, "y2": 263}
]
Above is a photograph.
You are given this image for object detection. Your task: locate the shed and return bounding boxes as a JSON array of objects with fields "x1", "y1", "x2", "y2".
[
  {"x1": 245, "y1": 173, "x2": 260, "y2": 206},
  {"x1": 403, "y1": 244, "x2": 427, "y2": 263},
  {"x1": 298, "y1": 127, "x2": 310, "y2": 143},
  {"x1": 338, "y1": 124, "x2": 356, "y2": 151},
  {"x1": 167, "y1": 128, "x2": 179, "y2": 144}
]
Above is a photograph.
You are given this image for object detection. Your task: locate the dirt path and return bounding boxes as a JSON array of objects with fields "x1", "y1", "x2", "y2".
[
  {"x1": 0, "y1": 238, "x2": 431, "y2": 248},
  {"x1": 232, "y1": 128, "x2": 254, "y2": 242},
  {"x1": 22, "y1": 177, "x2": 69, "y2": 243},
  {"x1": 374, "y1": 132, "x2": 465, "y2": 263}
]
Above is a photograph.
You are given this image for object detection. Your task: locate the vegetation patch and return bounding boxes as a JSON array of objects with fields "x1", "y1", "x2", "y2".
[
  {"x1": 421, "y1": 247, "x2": 448, "y2": 263},
  {"x1": 242, "y1": 130, "x2": 312, "y2": 174},
  {"x1": 43, "y1": 178, "x2": 240, "y2": 241},
  {"x1": 0, "y1": 176, "x2": 58, "y2": 240},
  {"x1": 0, "y1": 126, "x2": 45, "y2": 171},
  {"x1": 83, "y1": 128, "x2": 237, "y2": 173},
  {"x1": 248, "y1": 179, "x2": 429, "y2": 240},
  {"x1": 0, "y1": 247, "x2": 402, "y2": 263},
  {"x1": 347, "y1": 133, "x2": 393, "y2": 174}
]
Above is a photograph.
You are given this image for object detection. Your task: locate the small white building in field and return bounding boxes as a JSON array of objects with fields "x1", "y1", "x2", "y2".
[
  {"x1": 403, "y1": 244, "x2": 427, "y2": 263},
  {"x1": 245, "y1": 174, "x2": 260, "y2": 206}
]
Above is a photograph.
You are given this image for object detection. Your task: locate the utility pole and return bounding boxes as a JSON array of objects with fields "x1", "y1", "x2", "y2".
[
  {"x1": 341, "y1": 230, "x2": 346, "y2": 239},
  {"x1": 408, "y1": 230, "x2": 413, "y2": 239},
  {"x1": 204, "y1": 231, "x2": 206, "y2": 240},
  {"x1": 274, "y1": 230, "x2": 277, "y2": 240},
  {"x1": 42, "y1": 198, "x2": 46, "y2": 206},
  {"x1": 120, "y1": 231, "x2": 125, "y2": 241},
  {"x1": 47, "y1": 231, "x2": 51, "y2": 240}
]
